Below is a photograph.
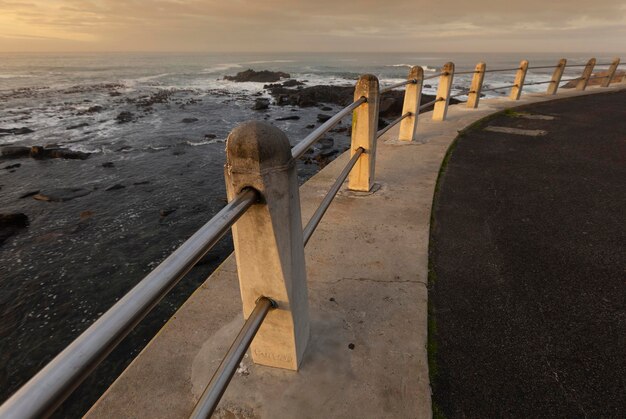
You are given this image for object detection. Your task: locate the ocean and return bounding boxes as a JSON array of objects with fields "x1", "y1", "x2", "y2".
[{"x1": 0, "y1": 51, "x2": 617, "y2": 416}]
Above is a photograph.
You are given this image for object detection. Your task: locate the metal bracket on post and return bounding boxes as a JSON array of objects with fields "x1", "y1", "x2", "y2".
[
  {"x1": 432, "y1": 62, "x2": 455, "y2": 121},
  {"x1": 398, "y1": 66, "x2": 424, "y2": 142},
  {"x1": 576, "y1": 58, "x2": 596, "y2": 91},
  {"x1": 547, "y1": 58, "x2": 567, "y2": 95},
  {"x1": 466, "y1": 62, "x2": 486, "y2": 109},
  {"x1": 349, "y1": 74, "x2": 379, "y2": 192},
  {"x1": 509, "y1": 60, "x2": 529, "y2": 100},
  {"x1": 224, "y1": 121, "x2": 310, "y2": 371},
  {"x1": 601, "y1": 57, "x2": 620, "y2": 87}
]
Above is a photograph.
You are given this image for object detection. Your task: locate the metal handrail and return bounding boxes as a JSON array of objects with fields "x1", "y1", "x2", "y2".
[
  {"x1": 418, "y1": 98, "x2": 439, "y2": 111},
  {"x1": 422, "y1": 73, "x2": 442, "y2": 81},
  {"x1": 483, "y1": 67, "x2": 521, "y2": 73},
  {"x1": 190, "y1": 297, "x2": 276, "y2": 419},
  {"x1": 0, "y1": 188, "x2": 259, "y2": 419},
  {"x1": 454, "y1": 70, "x2": 480, "y2": 75},
  {"x1": 380, "y1": 79, "x2": 416, "y2": 94},
  {"x1": 527, "y1": 65, "x2": 559, "y2": 70},
  {"x1": 376, "y1": 112, "x2": 411, "y2": 138},
  {"x1": 303, "y1": 147, "x2": 365, "y2": 245},
  {"x1": 480, "y1": 84, "x2": 518, "y2": 93},
  {"x1": 291, "y1": 97, "x2": 367, "y2": 160}
]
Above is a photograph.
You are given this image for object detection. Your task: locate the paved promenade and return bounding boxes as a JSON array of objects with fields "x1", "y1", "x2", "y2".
[
  {"x1": 430, "y1": 90, "x2": 626, "y2": 417},
  {"x1": 87, "y1": 84, "x2": 625, "y2": 418}
]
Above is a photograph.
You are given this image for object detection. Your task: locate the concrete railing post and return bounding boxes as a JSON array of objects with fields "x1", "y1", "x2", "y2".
[
  {"x1": 547, "y1": 58, "x2": 567, "y2": 95},
  {"x1": 601, "y1": 57, "x2": 620, "y2": 87},
  {"x1": 224, "y1": 121, "x2": 309, "y2": 371},
  {"x1": 398, "y1": 66, "x2": 424, "y2": 142},
  {"x1": 349, "y1": 74, "x2": 379, "y2": 192},
  {"x1": 509, "y1": 59, "x2": 529, "y2": 100},
  {"x1": 466, "y1": 62, "x2": 486, "y2": 109},
  {"x1": 433, "y1": 62, "x2": 455, "y2": 121},
  {"x1": 576, "y1": 58, "x2": 596, "y2": 91}
]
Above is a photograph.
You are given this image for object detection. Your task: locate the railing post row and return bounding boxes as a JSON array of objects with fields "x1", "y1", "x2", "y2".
[
  {"x1": 349, "y1": 74, "x2": 380, "y2": 192},
  {"x1": 576, "y1": 58, "x2": 596, "y2": 91},
  {"x1": 224, "y1": 121, "x2": 310, "y2": 371},
  {"x1": 466, "y1": 62, "x2": 486, "y2": 109},
  {"x1": 433, "y1": 62, "x2": 455, "y2": 121},
  {"x1": 398, "y1": 66, "x2": 424, "y2": 141},
  {"x1": 601, "y1": 57, "x2": 621, "y2": 87},
  {"x1": 510, "y1": 59, "x2": 529, "y2": 100},
  {"x1": 547, "y1": 58, "x2": 567, "y2": 95}
]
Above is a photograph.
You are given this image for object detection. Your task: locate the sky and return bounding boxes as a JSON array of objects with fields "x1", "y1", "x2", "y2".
[{"x1": 1, "y1": 0, "x2": 625, "y2": 53}]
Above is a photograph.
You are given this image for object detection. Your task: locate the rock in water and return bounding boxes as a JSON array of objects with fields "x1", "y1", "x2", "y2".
[
  {"x1": 105, "y1": 184, "x2": 125, "y2": 191},
  {"x1": 0, "y1": 127, "x2": 34, "y2": 136},
  {"x1": 224, "y1": 69, "x2": 290, "y2": 83},
  {"x1": 252, "y1": 98, "x2": 270, "y2": 110},
  {"x1": 181, "y1": 117, "x2": 199, "y2": 123},
  {"x1": 115, "y1": 111, "x2": 135, "y2": 124},
  {"x1": 275, "y1": 115, "x2": 300, "y2": 121},
  {"x1": 0, "y1": 146, "x2": 30, "y2": 158},
  {"x1": 33, "y1": 188, "x2": 91, "y2": 202},
  {"x1": 0, "y1": 213, "x2": 29, "y2": 245},
  {"x1": 317, "y1": 114, "x2": 332, "y2": 123}
]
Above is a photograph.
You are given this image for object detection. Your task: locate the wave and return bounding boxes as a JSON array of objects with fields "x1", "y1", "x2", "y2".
[
  {"x1": 200, "y1": 63, "x2": 243, "y2": 74},
  {"x1": 386, "y1": 64, "x2": 438, "y2": 72},
  {"x1": 245, "y1": 60, "x2": 295, "y2": 64},
  {"x1": 0, "y1": 74, "x2": 35, "y2": 79},
  {"x1": 185, "y1": 138, "x2": 225, "y2": 146}
]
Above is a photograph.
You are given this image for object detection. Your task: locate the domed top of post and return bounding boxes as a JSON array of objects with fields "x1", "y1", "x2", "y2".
[{"x1": 226, "y1": 121, "x2": 293, "y2": 173}]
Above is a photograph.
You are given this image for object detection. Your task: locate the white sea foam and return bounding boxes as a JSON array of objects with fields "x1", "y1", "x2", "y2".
[
  {"x1": 386, "y1": 64, "x2": 438, "y2": 72},
  {"x1": 185, "y1": 138, "x2": 225, "y2": 146},
  {"x1": 0, "y1": 74, "x2": 35, "y2": 79},
  {"x1": 200, "y1": 63, "x2": 243, "y2": 74},
  {"x1": 245, "y1": 60, "x2": 295, "y2": 64}
]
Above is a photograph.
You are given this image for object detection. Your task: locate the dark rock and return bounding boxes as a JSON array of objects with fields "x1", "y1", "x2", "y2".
[
  {"x1": 31, "y1": 147, "x2": 90, "y2": 160},
  {"x1": 0, "y1": 213, "x2": 29, "y2": 245},
  {"x1": 66, "y1": 122, "x2": 89, "y2": 130},
  {"x1": 282, "y1": 79, "x2": 305, "y2": 87},
  {"x1": 19, "y1": 190, "x2": 40, "y2": 199},
  {"x1": 204, "y1": 134, "x2": 217, "y2": 140},
  {"x1": 133, "y1": 181, "x2": 150, "y2": 186},
  {"x1": 159, "y1": 208, "x2": 177, "y2": 217},
  {"x1": 306, "y1": 124, "x2": 315, "y2": 129},
  {"x1": 0, "y1": 146, "x2": 30, "y2": 158},
  {"x1": 80, "y1": 210, "x2": 95, "y2": 219},
  {"x1": 318, "y1": 137, "x2": 334, "y2": 149},
  {"x1": 252, "y1": 98, "x2": 270, "y2": 110},
  {"x1": 266, "y1": 85, "x2": 355, "y2": 107},
  {"x1": 33, "y1": 188, "x2": 91, "y2": 202},
  {"x1": 2, "y1": 163, "x2": 21, "y2": 170},
  {"x1": 78, "y1": 105, "x2": 104, "y2": 114},
  {"x1": 116, "y1": 145, "x2": 133, "y2": 152},
  {"x1": 105, "y1": 184, "x2": 125, "y2": 191},
  {"x1": 115, "y1": 111, "x2": 135, "y2": 124},
  {"x1": 102, "y1": 162, "x2": 115, "y2": 168},
  {"x1": 317, "y1": 114, "x2": 332, "y2": 123},
  {"x1": 0, "y1": 127, "x2": 34, "y2": 135},
  {"x1": 109, "y1": 91, "x2": 122, "y2": 97},
  {"x1": 276, "y1": 115, "x2": 300, "y2": 121},
  {"x1": 320, "y1": 106, "x2": 333, "y2": 111},
  {"x1": 181, "y1": 117, "x2": 199, "y2": 123},
  {"x1": 224, "y1": 69, "x2": 290, "y2": 83}
]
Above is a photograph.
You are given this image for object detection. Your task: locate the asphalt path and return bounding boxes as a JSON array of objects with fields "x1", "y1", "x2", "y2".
[{"x1": 429, "y1": 90, "x2": 626, "y2": 418}]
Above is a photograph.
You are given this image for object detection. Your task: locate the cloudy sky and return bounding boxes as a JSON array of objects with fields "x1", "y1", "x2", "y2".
[{"x1": 1, "y1": 0, "x2": 625, "y2": 53}]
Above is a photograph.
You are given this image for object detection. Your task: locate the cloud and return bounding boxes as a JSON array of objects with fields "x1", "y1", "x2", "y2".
[{"x1": 0, "y1": 0, "x2": 625, "y2": 52}]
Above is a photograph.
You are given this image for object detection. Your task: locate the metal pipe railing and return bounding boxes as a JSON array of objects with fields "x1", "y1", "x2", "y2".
[
  {"x1": 376, "y1": 112, "x2": 411, "y2": 138},
  {"x1": 189, "y1": 297, "x2": 276, "y2": 419},
  {"x1": 291, "y1": 97, "x2": 366, "y2": 160},
  {"x1": 480, "y1": 84, "x2": 518, "y2": 93},
  {"x1": 0, "y1": 188, "x2": 259, "y2": 419},
  {"x1": 380, "y1": 79, "x2": 416, "y2": 94},
  {"x1": 527, "y1": 65, "x2": 559, "y2": 70},
  {"x1": 483, "y1": 67, "x2": 522, "y2": 73},
  {"x1": 422, "y1": 73, "x2": 442, "y2": 81},
  {"x1": 303, "y1": 147, "x2": 364, "y2": 245},
  {"x1": 418, "y1": 98, "x2": 439, "y2": 111}
]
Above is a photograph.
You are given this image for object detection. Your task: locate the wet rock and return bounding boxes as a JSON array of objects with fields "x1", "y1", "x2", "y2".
[
  {"x1": 181, "y1": 117, "x2": 199, "y2": 123},
  {"x1": 30, "y1": 146, "x2": 90, "y2": 160},
  {"x1": 105, "y1": 184, "x2": 125, "y2": 191},
  {"x1": 116, "y1": 145, "x2": 133, "y2": 152},
  {"x1": 306, "y1": 124, "x2": 315, "y2": 129},
  {"x1": 33, "y1": 188, "x2": 91, "y2": 202},
  {"x1": 266, "y1": 85, "x2": 354, "y2": 107},
  {"x1": 0, "y1": 213, "x2": 29, "y2": 245},
  {"x1": 133, "y1": 181, "x2": 150, "y2": 186},
  {"x1": 159, "y1": 208, "x2": 177, "y2": 217},
  {"x1": 19, "y1": 190, "x2": 40, "y2": 199},
  {"x1": 282, "y1": 79, "x2": 305, "y2": 87},
  {"x1": 252, "y1": 98, "x2": 270, "y2": 110},
  {"x1": 102, "y1": 162, "x2": 115, "y2": 168},
  {"x1": 2, "y1": 163, "x2": 21, "y2": 170},
  {"x1": 0, "y1": 127, "x2": 34, "y2": 136},
  {"x1": 78, "y1": 105, "x2": 104, "y2": 114},
  {"x1": 0, "y1": 146, "x2": 30, "y2": 158},
  {"x1": 276, "y1": 115, "x2": 300, "y2": 121},
  {"x1": 317, "y1": 114, "x2": 332, "y2": 123},
  {"x1": 80, "y1": 210, "x2": 95, "y2": 220},
  {"x1": 318, "y1": 137, "x2": 334, "y2": 149},
  {"x1": 204, "y1": 134, "x2": 217, "y2": 140},
  {"x1": 224, "y1": 69, "x2": 290, "y2": 83},
  {"x1": 320, "y1": 106, "x2": 333, "y2": 111},
  {"x1": 115, "y1": 111, "x2": 135, "y2": 124},
  {"x1": 66, "y1": 122, "x2": 89, "y2": 130}
]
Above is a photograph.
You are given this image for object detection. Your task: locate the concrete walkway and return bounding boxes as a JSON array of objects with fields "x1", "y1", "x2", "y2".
[{"x1": 87, "y1": 83, "x2": 625, "y2": 419}]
